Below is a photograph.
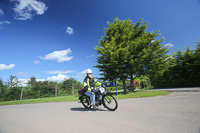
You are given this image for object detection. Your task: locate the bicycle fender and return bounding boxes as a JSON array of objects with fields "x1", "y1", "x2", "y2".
[
  {"x1": 78, "y1": 96, "x2": 83, "y2": 100},
  {"x1": 103, "y1": 92, "x2": 113, "y2": 96}
]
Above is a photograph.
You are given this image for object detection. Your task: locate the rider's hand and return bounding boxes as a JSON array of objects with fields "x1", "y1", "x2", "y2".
[{"x1": 101, "y1": 83, "x2": 106, "y2": 88}]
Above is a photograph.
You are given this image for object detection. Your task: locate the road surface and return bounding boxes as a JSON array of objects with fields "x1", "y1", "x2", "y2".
[{"x1": 0, "y1": 87, "x2": 200, "y2": 133}]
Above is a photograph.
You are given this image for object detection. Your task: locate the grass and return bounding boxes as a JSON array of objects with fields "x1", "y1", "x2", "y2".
[
  {"x1": 0, "y1": 95, "x2": 79, "y2": 106},
  {"x1": 115, "y1": 91, "x2": 169, "y2": 99},
  {"x1": 0, "y1": 91, "x2": 169, "y2": 106}
]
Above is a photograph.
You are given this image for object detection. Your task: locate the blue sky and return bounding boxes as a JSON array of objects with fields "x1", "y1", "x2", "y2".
[{"x1": 0, "y1": 0, "x2": 200, "y2": 84}]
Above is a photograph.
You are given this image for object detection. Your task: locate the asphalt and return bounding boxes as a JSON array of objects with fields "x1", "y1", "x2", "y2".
[
  {"x1": 147, "y1": 87, "x2": 200, "y2": 92},
  {"x1": 0, "y1": 87, "x2": 200, "y2": 133}
]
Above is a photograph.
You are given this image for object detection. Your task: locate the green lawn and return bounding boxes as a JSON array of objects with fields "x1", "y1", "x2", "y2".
[
  {"x1": 0, "y1": 91, "x2": 169, "y2": 106},
  {"x1": 115, "y1": 91, "x2": 169, "y2": 99}
]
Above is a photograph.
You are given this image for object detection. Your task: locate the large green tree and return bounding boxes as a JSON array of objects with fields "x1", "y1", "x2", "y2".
[{"x1": 95, "y1": 18, "x2": 170, "y2": 92}]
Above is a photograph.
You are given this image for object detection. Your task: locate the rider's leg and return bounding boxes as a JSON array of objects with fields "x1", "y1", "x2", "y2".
[
  {"x1": 85, "y1": 91, "x2": 95, "y2": 105},
  {"x1": 99, "y1": 95, "x2": 102, "y2": 100},
  {"x1": 96, "y1": 90, "x2": 102, "y2": 100}
]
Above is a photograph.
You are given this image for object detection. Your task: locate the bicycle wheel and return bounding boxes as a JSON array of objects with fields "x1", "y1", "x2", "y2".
[
  {"x1": 81, "y1": 96, "x2": 91, "y2": 109},
  {"x1": 102, "y1": 94, "x2": 118, "y2": 111}
]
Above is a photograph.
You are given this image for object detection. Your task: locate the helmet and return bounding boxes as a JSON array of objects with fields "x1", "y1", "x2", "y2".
[
  {"x1": 86, "y1": 69, "x2": 92, "y2": 77},
  {"x1": 86, "y1": 69, "x2": 92, "y2": 74}
]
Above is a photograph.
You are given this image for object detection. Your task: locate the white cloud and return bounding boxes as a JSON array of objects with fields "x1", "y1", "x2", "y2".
[
  {"x1": 39, "y1": 49, "x2": 73, "y2": 63},
  {"x1": 0, "y1": 64, "x2": 15, "y2": 70},
  {"x1": 164, "y1": 43, "x2": 174, "y2": 48},
  {"x1": 18, "y1": 79, "x2": 28, "y2": 86},
  {"x1": 34, "y1": 60, "x2": 40, "y2": 64},
  {"x1": 0, "y1": 9, "x2": 10, "y2": 28},
  {"x1": 17, "y1": 72, "x2": 28, "y2": 76},
  {"x1": 0, "y1": 21, "x2": 11, "y2": 25},
  {"x1": 65, "y1": 27, "x2": 74, "y2": 35},
  {"x1": 0, "y1": 9, "x2": 4, "y2": 16},
  {"x1": 0, "y1": 21, "x2": 11, "y2": 29},
  {"x1": 47, "y1": 74, "x2": 69, "y2": 82},
  {"x1": 45, "y1": 70, "x2": 74, "y2": 74},
  {"x1": 11, "y1": 0, "x2": 48, "y2": 20},
  {"x1": 87, "y1": 55, "x2": 95, "y2": 58},
  {"x1": 18, "y1": 78, "x2": 46, "y2": 86}
]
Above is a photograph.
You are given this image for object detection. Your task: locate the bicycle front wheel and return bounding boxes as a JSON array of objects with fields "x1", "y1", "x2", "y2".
[{"x1": 102, "y1": 94, "x2": 118, "y2": 111}]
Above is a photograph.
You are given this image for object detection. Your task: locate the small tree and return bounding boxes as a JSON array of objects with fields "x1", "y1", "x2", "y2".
[
  {"x1": 28, "y1": 77, "x2": 37, "y2": 86},
  {"x1": 7, "y1": 75, "x2": 20, "y2": 88},
  {"x1": 60, "y1": 78, "x2": 83, "y2": 95}
]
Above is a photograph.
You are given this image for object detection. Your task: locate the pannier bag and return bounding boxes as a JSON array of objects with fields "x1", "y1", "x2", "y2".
[{"x1": 78, "y1": 89, "x2": 85, "y2": 95}]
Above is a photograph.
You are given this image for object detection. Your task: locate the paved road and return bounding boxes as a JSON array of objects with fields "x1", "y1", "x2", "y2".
[{"x1": 0, "y1": 88, "x2": 200, "y2": 133}]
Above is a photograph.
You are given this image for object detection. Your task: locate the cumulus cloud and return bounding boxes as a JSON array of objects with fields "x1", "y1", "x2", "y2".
[
  {"x1": 0, "y1": 21, "x2": 11, "y2": 28},
  {"x1": 47, "y1": 74, "x2": 69, "y2": 82},
  {"x1": 34, "y1": 60, "x2": 40, "y2": 64},
  {"x1": 87, "y1": 55, "x2": 95, "y2": 58},
  {"x1": 164, "y1": 43, "x2": 174, "y2": 48},
  {"x1": 65, "y1": 27, "x2": 74, "y2": 35},
  {"x1": 16, "y1": 72, "x2": 28, "y2": 76},
  {"x1": 0, "y1": 21, "x2": 10, "y2": 25},
  {"x1": 17, "y1": 79, "x2": 28, "y2": 86},
  {"x1": 0, "y1": 9, "x2": 11, "y2": 28},
  {"x1": 0, "y1": 9, "x2": 4, "y2": 16},
  {"x1": 45, "y1": 70, "x2": 74, "y2": 74},
  {"x1": 11, "y1": 0, "x2": 48, "y2": 20},
  {"x1": 39, "y1": 49, "x2": 73, "y2": 63},
  {"x1": 0, "y1": 64, "x2": 15, "y2": 70},
  {"x1": 18, "y1": 78, "x2": 46, "y2": 86}
]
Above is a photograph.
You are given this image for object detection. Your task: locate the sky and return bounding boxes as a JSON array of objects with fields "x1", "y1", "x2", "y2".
[{"x1": 0, "y1": 0, "x2": 200, "y2": 85}]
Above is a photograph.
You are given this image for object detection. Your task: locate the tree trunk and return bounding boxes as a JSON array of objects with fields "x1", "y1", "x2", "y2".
[
  {"x1": 121, "y1": 77, "x2": 127, "y2": 93},
  {"x1": 130, "y1": 75, "x2": 135, "y2": 91},
  {"x1": 148, "y1": 79, "x2": 151, "y2": 89}
]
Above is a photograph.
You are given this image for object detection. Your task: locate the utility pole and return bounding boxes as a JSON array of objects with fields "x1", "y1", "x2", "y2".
[
  {"x1": 55, "y1": 84, "x2": 57, "y2": 97},
  {"x1": 72, "y1": 83, "x2": 74, "y2": 95},
  {"x1": 20, "y1": 86, "x2": 24, "y2": 100}
]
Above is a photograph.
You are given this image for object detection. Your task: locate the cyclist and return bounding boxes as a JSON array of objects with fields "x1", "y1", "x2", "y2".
[{"x1": 83, "y1": 69, "x2": 101, "y2": 109}]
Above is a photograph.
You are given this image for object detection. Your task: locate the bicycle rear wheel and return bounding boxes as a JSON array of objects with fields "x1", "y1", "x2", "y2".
[
  {"x1": 81, "y1": 96, "x2": 91, "y2": 109},
  {"x1": 102, "y1": 94, "x2": 118, "y2": 111}
]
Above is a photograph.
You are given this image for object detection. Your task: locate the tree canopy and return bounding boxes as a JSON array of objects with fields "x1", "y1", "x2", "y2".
[
  {"x1": 95, "y1": 18, "x2": 170, "y2": 92},
  {"x1": 0, "y1": 77, "x2": 83, "y2": 101},
  {"x1": 152, "y1": 40, "x2": 200, "y2": 88}
]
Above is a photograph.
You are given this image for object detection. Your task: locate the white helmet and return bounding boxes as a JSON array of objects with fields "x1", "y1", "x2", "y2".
[{"x1": 86, "y1": 69, "x2": 92, "y2": 74}]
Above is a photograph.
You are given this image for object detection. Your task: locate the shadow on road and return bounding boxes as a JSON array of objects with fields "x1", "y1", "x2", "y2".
[{"x1": 70, "y1": 107, "x2": 108, "y2": 112}]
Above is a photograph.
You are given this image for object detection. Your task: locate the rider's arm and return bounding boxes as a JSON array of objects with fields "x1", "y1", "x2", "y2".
[{"x1": 94, "y1": 78, "x2": 101, "y2": 86}]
